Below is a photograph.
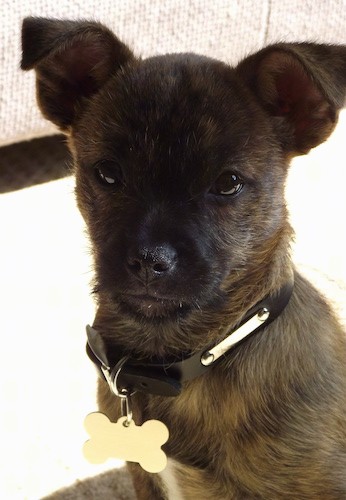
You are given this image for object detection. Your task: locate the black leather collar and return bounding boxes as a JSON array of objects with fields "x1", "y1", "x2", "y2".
[{"x1": 86, "y1": 279, "x2": 294, "y2": 398}]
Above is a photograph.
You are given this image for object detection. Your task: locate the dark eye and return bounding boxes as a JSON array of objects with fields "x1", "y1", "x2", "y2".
[
  {"x1": 94, "y1": 162, "x2": 122, "y2": 187},
  {"x1": 210, "y1": 172, "x2": 244, "y2": 196}
]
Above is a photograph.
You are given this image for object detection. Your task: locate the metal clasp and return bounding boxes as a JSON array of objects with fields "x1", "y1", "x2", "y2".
[
  {"x1": 120, "y1": 392, "x2": 133, "y2": 427},
  {"x1": 101, "y1": 356, "x2": 134, "y2": 427}
]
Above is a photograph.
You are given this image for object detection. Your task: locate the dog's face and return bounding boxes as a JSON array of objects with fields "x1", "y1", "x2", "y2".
[
  {"x1": 73, "y1": 55, "x2": 284, "y2": 324},
  {"x1": 22, "y1": 19, "x2": 346, "y2": 355}
]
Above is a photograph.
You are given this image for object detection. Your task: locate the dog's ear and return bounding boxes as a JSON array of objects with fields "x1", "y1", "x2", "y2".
[
  {"x1": 21, "y1": 17, "x2": 134, "y2": 131},
  {"x1": 236, "y1": 43, "x2": 346, "y2": 155}
]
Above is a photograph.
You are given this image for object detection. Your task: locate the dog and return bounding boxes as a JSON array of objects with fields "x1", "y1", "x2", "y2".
[{"x1": 22, "y1": 18, "x2": 346, "y2": 499}]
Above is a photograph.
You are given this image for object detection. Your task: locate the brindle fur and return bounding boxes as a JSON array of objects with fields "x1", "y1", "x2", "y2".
[{"x1": 22, "y1": 18, "x2": 346, "y2": 499}]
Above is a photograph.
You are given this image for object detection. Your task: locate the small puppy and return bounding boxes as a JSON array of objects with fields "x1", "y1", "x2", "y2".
[{"x1": 22, "y1": 18, "x2": 346, "y2": 499}]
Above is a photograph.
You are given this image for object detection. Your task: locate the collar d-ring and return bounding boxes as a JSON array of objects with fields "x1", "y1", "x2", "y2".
[{"x1": 102, "y1": 356, "x2": 130, "y2": 398}]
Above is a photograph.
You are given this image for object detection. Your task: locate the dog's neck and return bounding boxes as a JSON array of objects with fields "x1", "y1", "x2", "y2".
[{"x1": 86, "y1": 275, "x2": 294, "y2": 398}]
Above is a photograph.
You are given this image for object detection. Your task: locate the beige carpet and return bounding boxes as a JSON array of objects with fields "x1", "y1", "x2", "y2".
[{"x1": 42, "y1": 470, "x2": 135, "y2": 500}]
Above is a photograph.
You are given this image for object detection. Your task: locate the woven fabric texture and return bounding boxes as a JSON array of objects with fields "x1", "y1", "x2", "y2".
[
  {"x1": 1, "y1": 0, "x2": 346, "y2": 147},
  {"x1": 0, "y1": 135, "x2": 70, "y2": 193}
]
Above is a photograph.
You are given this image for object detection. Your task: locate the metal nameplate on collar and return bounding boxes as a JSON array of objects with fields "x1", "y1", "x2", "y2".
[
  {"x1": 115, "y1": 364, "x2": 182, "y2": 397},
  {"x1": 200, "y1": 307, "x2": 270, "y2": 366}
]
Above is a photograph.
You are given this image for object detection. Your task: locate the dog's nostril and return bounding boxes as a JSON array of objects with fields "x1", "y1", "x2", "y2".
[
  {"x1": 153, "y1": 262, "x2": 169, "y2": 273},
  {"x1": 127, "y1": 244, "x2": 177, "y2": 279}
]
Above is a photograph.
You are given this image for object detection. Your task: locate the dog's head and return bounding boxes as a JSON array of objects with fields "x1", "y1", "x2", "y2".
[{"x1": 22, "y1": 18, "x2": 346, "y2": 356}]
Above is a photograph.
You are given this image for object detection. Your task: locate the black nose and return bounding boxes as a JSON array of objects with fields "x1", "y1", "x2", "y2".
[{"x1": 126, "y1": 243, "x2": 178, "y2": 282}]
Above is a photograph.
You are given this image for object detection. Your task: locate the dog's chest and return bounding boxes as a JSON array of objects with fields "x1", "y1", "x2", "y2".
[{"x1": 159, "y1": 459, "x2": 184, "y2": 500}]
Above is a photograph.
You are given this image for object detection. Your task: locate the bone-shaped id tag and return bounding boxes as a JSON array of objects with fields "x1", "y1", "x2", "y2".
[
  {"x1": 83, "y1": 389, "x2": 169, "y2": 473},
  {"x1": 83, "y1": 410, "x2": 169, "y2": 473}
]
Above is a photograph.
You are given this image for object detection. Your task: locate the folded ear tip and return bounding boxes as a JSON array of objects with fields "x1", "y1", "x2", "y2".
[
  {"x1": 21, "y1": 16, "x2": 45, "y2": 70},
  {"x1": 21, "y1": 17, "x2": 68, "y2": 70},
  {"x1": 22, "y1": 16, "x2": 47, "y2": 42},
  {"x1": 22, "y1": 16, "x2": 38, "y2": 31}
]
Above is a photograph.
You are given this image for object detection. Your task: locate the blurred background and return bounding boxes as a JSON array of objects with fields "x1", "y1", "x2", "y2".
[{"x1": 1, "y1": 1, "x2": 345, "y2": 499}]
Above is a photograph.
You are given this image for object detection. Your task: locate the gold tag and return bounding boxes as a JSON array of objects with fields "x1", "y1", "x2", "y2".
[{"x1": 83, "y1": 412, "x2": 169, "y2": 473}]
